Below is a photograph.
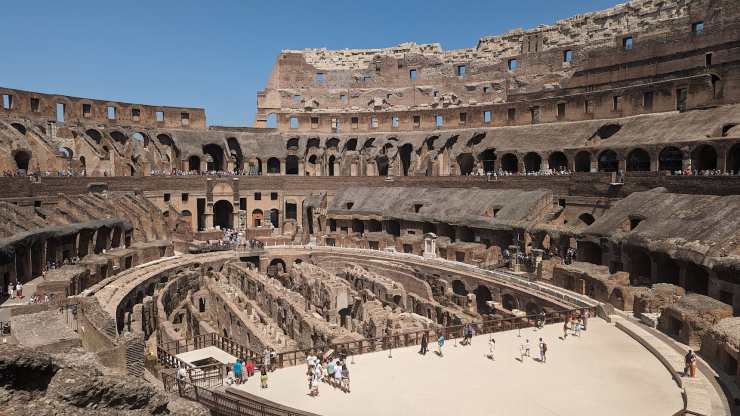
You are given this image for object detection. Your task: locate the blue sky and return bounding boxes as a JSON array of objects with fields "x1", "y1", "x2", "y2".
[{"x1": 2, "y1": 0, "x2": 618, "y2": 126}]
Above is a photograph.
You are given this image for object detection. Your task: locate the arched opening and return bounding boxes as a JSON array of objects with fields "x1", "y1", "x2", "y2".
[
  {"x1": 269, "y1": 208, "x2": 279, "y2": 228},
  {"x1": 727, "y1": 143, "x2": 740, "y2": 174},
  {"x1": 376, "y1": 156, "x2": 389, "y2": 176},
  {"x1": 328, "y1": 155, "x2": 336, "y2": 176},
  {"x1": 451, "y1": 280, "x2": 468, "y2": 296},
  {"x1": 399, "y1": 144, "x2": 413, "y2": 176},
  {"x1": 685, "y1": 263, "x2": 709, "y2": 295},
  {"x1": 286, "y1": 137, "x2": 299, "y2": 151},
  {"x1": 655, "y1": 255, "x2": 680, "y2": 285},
  {"x1": 344, "y1": 138, "x2": 357, "y2": 152},
  {"x1": 691, "y1": 144, "x2": 717, "y2": 172},
  {"x1": 523, "y1": 152, "x2": 542, "y2": 173},
  {"x1": 659, "y1": 147, "x2": 683, "y2": 172},
  {"x1": 86, "y1": 129, "x2": 103, "y2": 144},
  {"x1": 202, "y1": 144, "x2": 224, "y2": 171},
  {"x1": 626, "y1": 148, "x2": 651, "y2": 172},
  {"x1": 368, "y1": 220, "x2": 382, "y2": 232},
  {"x1": 227, "y1": 137, "x2": 243, "y2": 173},
  {"x1": 188, "y1": 156, "x2": 201, "y2": 172},
  {"x1": 266, "y1": 113, "x2": 277, "y2": 128},
  {"x1": 13, "y1": 151, "x2": 31, "y2": 171},
  {"x1": 110, "y1": 131, "x2": 127, "y2": 143},
  {"x1": 456, "y1": 153, "x2": 475, "y2": 176},
  {"x1": 11, "y1": 123, "x2": 26, "y2": 135},
  {"x1": 474, "y1": 285, "x2": 493, "y2": 315},
  {"x1": 268, "y1": 258, "x2": 287, "y2": 275},
  {"x1": 132, "y1": 132, "x2": 147, "y2": 147},
  {"x1": 79, "y1": 156, "x2": 86, "y2": 174},
  {"x1": 351, "y1": 219, "x2": 365, "y2": 234},
  {"x1": 213, "y1": 200, "x2": 233, "y2": 229},
  {"x1": 578, "y1": 241, "x2": 602, "y2": 265},
  {"x1": 285, "y1": 155, "x2": 299, "y2": 175},
  {"x1": 501, "y1": 153, "x2": 518, "y2": 173},
  {"x1": 629, "y1": 250, "x2": 652, "y2": 286},
  {"x1": 479, "y1": 149, "x2": 496, "y2": 173},
  {"x1": 252, "y1": 209, "x2": 263, "y2": 227},
  {"x1": 548, "y1": 152, "x2": 568, "y2": 171},
  {"x1": 501, "y1": 294, "x2": 519, "y2": 311},
  {"x1": 386, "y1": 220, "x2": 400, "y2": 237},
  {"x1": 597, "y1": 150, "x2": 618, "y2": 172},
  {"x1": 266, "y1": 157, "x2": 280, "y2": 174},
  {"x1": 575, "y1": 151, "x2": 591, "y2": 172},
  {"x1": 198, "y1": 298, "x2": 206, "y2": 313},
  {"x1": 578, "y1": 213, "x2": 595, "y2": 226},
  {"x1": 525, "y1": 302, "x2": 541, "y2": 316}
]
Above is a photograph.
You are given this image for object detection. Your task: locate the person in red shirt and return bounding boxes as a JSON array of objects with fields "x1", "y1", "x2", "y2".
[{"x1": 245, "y1": 359, "x2": 255, "y2": 378}]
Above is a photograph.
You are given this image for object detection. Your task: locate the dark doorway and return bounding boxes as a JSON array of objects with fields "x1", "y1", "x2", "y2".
[{"x1": 213, "y1": 200, "x2": 233, "y2": 229}]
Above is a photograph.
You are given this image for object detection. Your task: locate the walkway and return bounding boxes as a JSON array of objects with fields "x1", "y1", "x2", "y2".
[{"x1": 232, "y1": 319, "x2": 683, "y2": 416}]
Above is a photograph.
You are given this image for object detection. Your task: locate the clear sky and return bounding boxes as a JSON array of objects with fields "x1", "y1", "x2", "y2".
[{"x1": 2, "y1": 0, "x2": 618, "y2": 126}]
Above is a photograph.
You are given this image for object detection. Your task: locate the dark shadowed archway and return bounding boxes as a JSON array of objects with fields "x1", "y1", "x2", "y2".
[
  {"x1": 457, "y1": 153, "x2": 475, "y2": 175},
  {"x1": 523, "y1": 152, "x2": 542, "y2": 172},
  {"x1": 213, "y1": 200, "x2": 233, "y2": 229},
  {"x1": 659, "y1": 147, "x2": 683, "y2": 172},
  {"x1": 501, "y1": 153, "x2": 518, "y2": 173},
  {"x1": 548, "y1": 152, "x2": 568, "y2": 171},
  {"x1": 575, "y1": 151, "x2": 591, "y2": 172},
  {"x1": 626, "y1": 148, "x2": 651, "y2": 172},
  {"x1": 597, "y1": 150, "x2": 618, "y2": 172},
  {"x1": 691, "y1": 145, "x2": 717, "y2": 171}
]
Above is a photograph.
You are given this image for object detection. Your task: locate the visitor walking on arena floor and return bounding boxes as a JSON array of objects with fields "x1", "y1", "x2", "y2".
[
  {"x1": 15, "y1": 282, "x2": 22, "y2": 298},
  {"x1": 419, "y1": 331, "x2": 428, "y2": 355},
  {"x1": 486, "y1": 336, "x2": 496, "y2": 360},
  {"x1": 583, "y1": 310, "x2": 589, "y2": 331},
  {"x1": 684, "y1": 350, "x2": 697, "y2": 378},
  {"x1": 563, "y1": 317, "x2": 569, "y2": 339},
  {"x1": 437, "y1": 334, "x2": 445, "y2": 357},
  {"x1": 245, "y1": 358, "x2": 255, "y2": 378},
  {"x1": 539, "y1": 338, "x2": 547, "y2": 363},
  {"x1": 233, "y1": 359, "x2": 243, "y2": 384},
  {"x1": 8, "y1": 282, "x2": 14, "y2": 300},
  {"x1": 342, "y1": 363, "x2": 350, "y2": 393},
  {"x1": 260, "y1": 367, "x2": 269, "y2": 389}
]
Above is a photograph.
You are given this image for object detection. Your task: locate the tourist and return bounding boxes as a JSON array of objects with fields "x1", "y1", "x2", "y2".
[
  {"x1": 419, "y1": 331, "x2": 428, "y2": 355},
  {"x1": 334, "y1": 360, "x2": 343, "y2": 387},
  {"x1": 437, "y1": 334, "x2": 445, "y2": 356},
  {"x1": 307, "y1": 352, "x2": 316, "y2": 374},
  {"x1": 539, "y1": 338, "x2": 547, "y2": 363},
  {"x1": 270, "y1": 348, "x2": 277, "y2": 371},
  {"x1": 233, "y1": 359, "x2": 242, "y2": 384},
  {"x1": 263, "y1": 348, "x2": 271, "y2": 372},
  {"x1": 486, "y1": 336, "x2": 496, "y2": 360},
  {"x1": 574, "y1": 317, "x2": 582, "y2": 337},
  {"x1": 15, "y1": 282, "x2": 22, "y2": 298},
  {"x1": 260, "y1": 367, "x2": 269, "y2": 389},
  {"x1": 176, "y1": 365, "x2": 188, "y2": 382},
  {"x1": 342, "y1": 363, "x2": 350, "y2": 393},
  {"x1": 583, "y1": 309, "x2": 589, "y2": 331},
  {"x1": 684, "y1": 350, "x2": 697, "y2": 378},
  {"x1": 309, "y1": 371, "x2": 319, "y2": 397},
  {"x1": 563, "y1": 317, "x2": 569, "y2": 339},
  {"x1": 8, "y1": 282, "x2": 15, "y2": 300},
  {"x1": 326, "y1": 358, "x2": 335, "y2": 383},
  {"x1": 245, "y1": 358, "x2": 255, "y2": 378},
  {"x1": 538, "y1": 311, "x2": 546, "y2": 329}
]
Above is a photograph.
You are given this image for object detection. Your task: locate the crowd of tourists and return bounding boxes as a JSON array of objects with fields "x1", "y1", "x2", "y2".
[
  {"x1": 306, "y1": 350, "x2": 351, "y2": 396},
  {"x1": 149, "y1": 168, "x2": 263, "y2": 177},
  {"x1": 3, "y1": 168, "x2": 81, "y2": 177}
]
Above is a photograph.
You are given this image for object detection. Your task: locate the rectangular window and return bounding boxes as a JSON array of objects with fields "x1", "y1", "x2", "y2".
[
  {"x1": 340, "y1": 94, "x2": 348, "y2": 104},
  {"x1": 483, "y1": 86, "x2": 490, "y2": 94},
  {"x1": 311, "y1": 117, "x2": 319, "y2": 129},
  {"x1": 181, "y1": 193, "x2": 189, "y2": 202},
  {"x1": 508, "y1": 58, "x2": 518, "y2": 70},
  {"x1": 456, "y1": 65, "x2": 466, "y2": 76},
  {"x1": 459, "y1": 112, "x2": 467, "y2": 125},
  {"x1": 692, "y1": 21, "x2": 705, "y2": 34},
  {"x1": 409, "y1": 69, "x2": 417, "y2": 81},
  {"x1": 612, "y1": 96, "x2": 622, "y2": 112},
  {"x1": 30, "y1": 98, "x2": 40, "y2": 113},
  {"x1": 585, "y1": 100, "x2": 594, "y2": 114},
  {"x1": 557, "y1": 103, "x2": 566, "y2": 119},
  {"x1": 623, "y1": 36, "x2": 633, "y2": 50},
  {"x1": 132, "y1": 108, "x2": 141, "y2": 121},
  {"x1": 181, "y1": 112, "x2": 190, "y2": 126},
  {"x1": 254, "y1": 192, "x2": 261, "y2": 200},
  {"x1": 435, "y1": 115, "x2": 443, "y2": 128},
  {"x1": 2, "y1": 94, "x2": 12, "y2": 110},
  {"x1": 643, "y1": 91, "x2": 654, "y2": 110},
  {"x1": 240, "y1": 198, "x2": 247, "y2": 211},
  {"x1": 530, "y1": 106, "x2": 540, "y2": 124},
  {"x1": 289, "y1": 116, "x2": 299, "y2": 129},
  {"x1": 164, "y1": 193, "x2": 171, "y2": 202},
  {"x1": 107, "y1": 106, "x2": 116, "y2": 120},
  {"x1": 483, "y1": 111, "x2": 492, "y2": 123},
  {"x1": 331, "y1": 118, "x2": 339, "y2": 131},
  {"x1": 676, "y1": 88, "x2": 688, "y2": 112},
  {"x1": 270, "y1": 192, "x2": 278, "y2": 201},
  {"x1": 315, "y1": 73, "x2": 326, "y2": 85},
  {"x1": 391, "y1": 115, "x2": 399, "y2": 128},
  {"x1": 370, "y1": 115, "x2": 378, "y2": 129},
  {"x1": 413, "y1": 115, "x2": 421, "y2": 128},
  {"x1": 82, "y1": 103, "x2": 92, "y2": 117},
  {"x1": 56, "y1": 103, "x2": 65, "y2": 122},
  {"x1": 292, "y1": 95, "x2": 302, "y2": 103},
  {"x1": 563, "y1": 50, "x2": 574, "y2": 62},
  {"x1": 156, "y1": 111, "x2": 164, "y2": 122},
  {"x1": 351, "y1": 117, "x2": 359, "y2": 129},
  {"x1": 705, "y1": 53, "x2": 712, "y2": 68},
  {"x1": 507, "y1": 108, "x2": 516, "y2": 122}
]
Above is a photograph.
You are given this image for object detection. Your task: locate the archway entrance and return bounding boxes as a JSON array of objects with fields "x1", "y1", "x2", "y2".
[
  {"x1": 14, "y1": 151, "x2": 31, "y2": 171},
  {"x1": 575, "y1": 151, "x2": 591, "y2": 172},
  {"x1": 399, "y1": 144, "x2": 413, "y2": 176},
  {"x1": 659, "y1": 147, "x2": 683, "y2": 172},
  {"x1": 691, "y1": 145, "x2": 717, "y2": 172},
  {"x1": 548, "y1": 152, "x2": 568, "y2": 171},
  {"x1": 269, "y1": 209, "x2": 279, "y2": 228},
  {"x1": 188, "y1": 156, "x2": 201, "y2": 172},
  {"x1": 727, "y1": 143, "x2": 740, "y2": 175},
  {"x1": 523, "y1": 152, "x2": 542, "y2": 173},
  {"x1": 474, "y1": 285, "x2": 493, "y2": 314},
  {"x1": 626, "y1": 149, "x2": 650, "y2": 172},
  {"x1": 451, "y1": 280, "x2": 467, "y2": 296},
  {"x1": 598, "y1": 150, "x2": 618, "y2": 172},
  {"x1": 457, "y1": 154, "x2": 475, "y2": 176},
  {"x1": 501, "y1": 154, "x2": 518, "y2": 173},
  {"x1": 479, "y1": 149, "x2": 496, "y2": 173},
  {"x1": 252, "y1": 209, "x2": 263, "y2": 227},
  {"x1": 286, "y1": 155, "x2": 299, "y2": 175},
  {"x1": 203, "y1": 144, "x2": 224, "y2": 171},
  {"x1": 213, "y1": 200, "x2": 233, "y2": 229}
]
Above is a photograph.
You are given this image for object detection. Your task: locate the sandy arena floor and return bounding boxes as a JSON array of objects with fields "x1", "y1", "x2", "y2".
[{"x1": 232, "y1": 319, "x2": 683, "y2": 416}]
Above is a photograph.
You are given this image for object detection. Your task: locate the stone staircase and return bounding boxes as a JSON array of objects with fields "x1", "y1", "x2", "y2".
[{"x1": 125, "y1": 338, "x2": 146, "y2": 377}]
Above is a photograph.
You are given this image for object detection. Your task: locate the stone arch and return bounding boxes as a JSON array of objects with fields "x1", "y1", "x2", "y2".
[
  {"x1": 691, "y1": 144, "x2": 717, "y2": 171},
  {"x1": 269, "y1": 258, "x2": 287, "y2": 275},
  {"x1": 58, "y1": 147, "x2": 73, "y2": 159},
  {"x1": 451, "y1": 280, "x2": 468, "y2": 296},
  {"x1": 266, "y1": 157, "x2": 280, "y2": 174},
  {"x1": 188, "y1": 155, "x2": 201, "y2": 172},
  {"x1": 213, "y1": 200, "x2": 233, "y2": 229},
  {"x1": 629, "y1": 249, "x2": 652, "y2": 286},
  {"x1": 523, "y1": 152, "x2": 542, "y2": 172},
  {"x1": 474, "y1": 285, "x2": 493, "y2": 314},
  {"x1": 575, "y1": 151, "x2": 591, "y2": 172},
  {"x1": 655, "y1": 255, "x2": 680, "y2": 285},
  {"x1": 328, "y1": 155, "x2": 336, "y2": 176},
  {"x1": 226, "y1": 137, "x2": 243, "y2": 173},
  {"x1": 608, "y1": 287, "x2": 628, "y2": 310},
  {"x1": 202, "y1": 144, "x2": 225, "y2": 171},
  {"x1": 326, "y1": 138, "x2": 340, "y2": 149},
  {"x1": 285, "y1": 155, "x2": 299, "y2": 175},
  {"x1": 478, "y1": 148, "x2": 496, "y2": 173},
  {"x1": 726, "y1": 143, "x2": 740, "y2": 174},
  {"x1": 659, "y1": 147, "x2": 683, "y2": 172},
  {"x1": 501, "y1": 293, "x2": 519, "y2": 311},
  {"x1": 351, "y1": 219, "x2": 364, "y2": 234},
  {"x1": 344, "y1": 138, "x2": 358, "y2": 152},
  {"x1": 500, "y1": 153, "x2": 518, "y2": 173},
  {"x1": 525, "y1": 301, "x2": 541, "y2": 316},
  {"x1": 376, "y1": 156, "x2": 389, "y2": 176},
  {"x1": 286, "y1": 137, "x2": 300, "y2": 151},
  {"x1": 252, "y1": 209, "x2": 264, "y2": 227},
  {"x1": 399, "y1": 143, "x2": 413, "y2": 176},
  {"x1": 548, "y1": 151, "x2": 568, "y2": 171},
  {"x1": 456, "y1": 153, "x2": 475, "y2": 176},
  {"x1": 86, "y1": 129, "x2": 103, "y2": 144},
  {"x1": 626, "y1": 148, "x2": 650, "y2": 172},
  {"x1": 13, "y1": 150, "x2": 31, "y2": 171},
  {"x1": 110, "y1": 131, "x2": 127, "y2": 143},
  {"x1": 597, "y1": 149, "x2": 618, "y2": 172}
]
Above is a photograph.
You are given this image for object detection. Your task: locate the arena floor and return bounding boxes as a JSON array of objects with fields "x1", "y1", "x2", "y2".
[{"x1": 233, "y1": 319, "x2": 683, "y2": 416}]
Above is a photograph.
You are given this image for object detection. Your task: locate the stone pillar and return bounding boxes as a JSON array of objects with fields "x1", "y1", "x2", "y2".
[
  {"x1": 280, "y1": 159, "x2": 286, "y2": 175},
  {"x1": 718, "y1": 148, "x2": 728, "y2": 173},
  {"x1": 298, "y1": 161, "x2": 305, "y2": 176}
]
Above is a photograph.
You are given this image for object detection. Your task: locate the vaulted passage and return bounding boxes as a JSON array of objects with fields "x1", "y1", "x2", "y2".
[
  {"x1": 626, "y1": 148, "x2": 650, "y2": 172},
  {"x1": 548, "y1": 152, "x2": 568, "y2": 171},
  {"x1": 659, "y1": 147, "x2": 683, "y2": 172},
  {"x1": 575, "y1": 151, "x2": 591, "y2": 172},
  {"x1": 598, "y1": 150, "x2": 618, "y2": 172},
  {"x1": 501, "y1": 154, "x2": 518, "y2": 173},
  {"x1": 727, "y1": 143, "x2": 740, "y2": 174},
  {"x1": 691, "y1": 145, "x2": 717, "y2": 172},
  {"x1": 188, "y1": 156, "x2": 201, "y2": 172},
  {"x1": 523, "y1": 152, "x2": 542, "y2": 172},
  {"x1": 213, "y1": 200, "x2": 233, "y2": 229},
  {"x1": 13, "y1": 151, "x2": 31, "y2": 171},
  {"x1": 457, "y1": 153, "x2": 475, "y2": 175},
  {"x1": 203, "y1": 144, "x2": 224, "y2": 171}
]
